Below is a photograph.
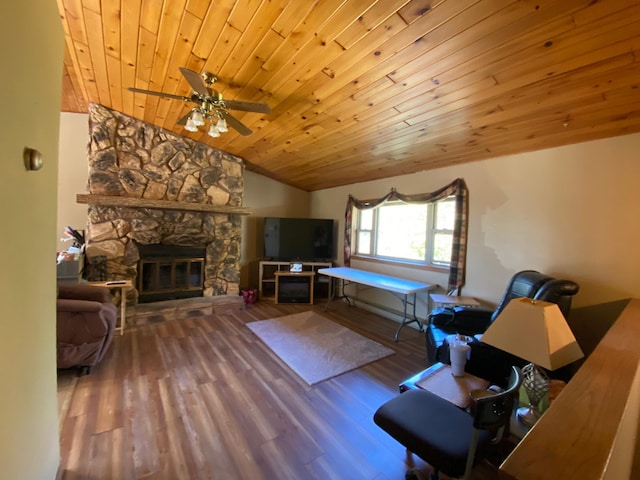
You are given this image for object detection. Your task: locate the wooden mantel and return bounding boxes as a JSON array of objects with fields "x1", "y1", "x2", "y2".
[
  {"x1": 500, "y1": 298, "x2": 640, "y2": 480},
  {"x1": 77, "y1": 194, "x2": 252, "y2": 215}
]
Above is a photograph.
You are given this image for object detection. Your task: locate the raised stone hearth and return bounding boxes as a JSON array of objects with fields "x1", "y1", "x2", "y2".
[
  {"x1": 83, "y1": 103, "x2": 247, "y2": 304},
  {"x1": 132, "y1": 296, "x2": 245, "y2": 327}
]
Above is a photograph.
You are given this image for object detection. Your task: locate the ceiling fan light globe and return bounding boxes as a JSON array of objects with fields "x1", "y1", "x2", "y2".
[
  {"x1": 208, "y1": 124, "x2": 221, "y2": 137},
  {"x1": 216, "y1": 117, "x2": 228, "y2": 133},
  {"x1": 185, "y1": 118, "x2": 199, "y2": 132},
  {"x1": 190, "y1": 110, "x2": 205, "y2": 126}
]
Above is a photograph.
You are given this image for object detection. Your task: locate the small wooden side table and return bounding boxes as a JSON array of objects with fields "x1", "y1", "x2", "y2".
[
  {"x1": 87, "y1": 279, "x2": 133, "y2": 335},
  {"x1": 274, "y1": 271, "x2": 315, "y2": 304},
  {"x1": 430, "y1": 293, "x2": 481, "y2": 308}
]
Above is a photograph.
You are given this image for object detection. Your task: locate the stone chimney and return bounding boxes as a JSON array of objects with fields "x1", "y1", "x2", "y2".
[{"x1": 82, "y1": 103, "x2": 246, "y2": 304}]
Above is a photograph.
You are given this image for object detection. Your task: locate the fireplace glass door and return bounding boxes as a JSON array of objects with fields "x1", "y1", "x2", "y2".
[{"x1": 136, "y1": 244, "x2": 206, "y2": 303}]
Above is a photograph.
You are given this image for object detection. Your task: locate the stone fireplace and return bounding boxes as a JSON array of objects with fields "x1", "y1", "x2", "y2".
[{"x1": 81, "y1": 103, "x2": 250, "y2": 306}]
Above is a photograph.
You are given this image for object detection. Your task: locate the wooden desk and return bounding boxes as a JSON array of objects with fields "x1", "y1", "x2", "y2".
[
  {"x1": 318, "y1": 267, "x2": 435, "y2": 341},
  {"x1": 401, "y1": 362, "x2": 530, "y2": 440},
  {"x1": 400, "y1": 362, "x2": 490, "y2": 408},
  {"x1": 398, "y1": 363, "x2": 531, "y2": 444},
  {"x1": 87, "y1": 279, "x2": 132, "y2": 335}
]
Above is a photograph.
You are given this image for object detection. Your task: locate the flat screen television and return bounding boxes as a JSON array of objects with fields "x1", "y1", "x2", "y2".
[{"x1": 264, "y1": 217, "x2": 335, "y2": 262}]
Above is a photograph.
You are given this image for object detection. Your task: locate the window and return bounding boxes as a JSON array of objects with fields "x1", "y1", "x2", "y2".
[
  {"x1": 354, "y1": 197, "x2": 454, "y2": 267},
  {"x1": 345, "y1": 179, "x2": 468, "y2": 292}
]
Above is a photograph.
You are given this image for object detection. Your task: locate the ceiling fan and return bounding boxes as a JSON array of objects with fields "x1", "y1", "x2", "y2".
[{"x1": 128, "y1": 67, "x2": 271, "y2": 137}]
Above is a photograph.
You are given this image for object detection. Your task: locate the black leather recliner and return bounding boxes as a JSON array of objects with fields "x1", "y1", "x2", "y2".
[{"x1": 426, "y1": 270, "x2": 580, "y2": 385}]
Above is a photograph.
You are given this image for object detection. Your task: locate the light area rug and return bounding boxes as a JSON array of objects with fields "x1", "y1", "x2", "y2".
[{"x1": 246, "y1": 310, "x2": 395, "y2": 385}]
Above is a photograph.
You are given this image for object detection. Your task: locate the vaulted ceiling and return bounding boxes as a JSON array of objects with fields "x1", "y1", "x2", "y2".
[{"x1": 58, "y1": 0, "x2": 640, "y2": 192}]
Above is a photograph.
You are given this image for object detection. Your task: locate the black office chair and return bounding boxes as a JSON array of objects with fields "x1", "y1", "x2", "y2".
[
  {"x1": 374, "y1": 366, "x2": 522, "y2": 480},
  {"x1": 426, "y1": 270, "x2": 579, "y2": 363}
]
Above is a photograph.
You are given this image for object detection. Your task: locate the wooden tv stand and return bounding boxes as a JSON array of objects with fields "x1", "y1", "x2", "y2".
[{"x1": 258, "y1": 261, "x2": 332, "y2": 302}]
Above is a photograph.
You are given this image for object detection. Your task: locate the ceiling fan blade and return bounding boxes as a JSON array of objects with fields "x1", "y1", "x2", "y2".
[
  {"x1": 221, "y1": 111, "x2": 253, "y2": 136},
  {"x1": 176, "y1": 112, "x2": 191, "y2": 126},
  {"x1": 128, "y1": 87, "x2": 189, "y2": 102},
  {"x1": 179, "y1": 67, "x2": 209, "y2": 96},
  {"x1": 224, "y1": 99, "x2": 271, "y2": 114}
]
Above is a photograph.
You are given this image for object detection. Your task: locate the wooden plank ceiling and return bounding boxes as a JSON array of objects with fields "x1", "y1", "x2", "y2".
[{"x1": 57, "y1": 0, "x2": 640, "y2": 192}]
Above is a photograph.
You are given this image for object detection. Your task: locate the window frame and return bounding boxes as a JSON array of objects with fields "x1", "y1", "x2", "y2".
[{"x1": 352, "y1": 197, "x2": 454, "y2": 270}]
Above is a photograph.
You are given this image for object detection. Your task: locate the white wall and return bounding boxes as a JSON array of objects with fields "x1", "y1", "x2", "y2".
[
  {"x1": 0, "y1": 0, "x2": 63, "y2": 478},
  {"x1": 241, "y1": 171, "x2": 311, "y2": 288},
  {"x1": 57, "y1": 113, "x2": 90, "y2": 253},
  {"x1": 311, "y1": 132, "x2": 640, "y2": 310}
]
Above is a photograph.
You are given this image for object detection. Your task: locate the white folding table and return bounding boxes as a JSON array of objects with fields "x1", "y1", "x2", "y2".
[{"x1": 318, "y1": 267, "x2": 435, "y2": 341}]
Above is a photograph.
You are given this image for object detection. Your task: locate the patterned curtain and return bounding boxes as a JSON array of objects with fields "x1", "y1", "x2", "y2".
[{"x1": 344, "y1": 178, "x2": 469, "y2": 293}]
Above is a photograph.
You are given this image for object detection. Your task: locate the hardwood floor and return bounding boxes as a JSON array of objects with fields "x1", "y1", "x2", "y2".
[{"x1": 57, "y1": 300, "x2": 503, "y2": 480}]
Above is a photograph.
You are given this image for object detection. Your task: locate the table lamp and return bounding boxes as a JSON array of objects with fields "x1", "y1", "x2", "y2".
[{"x1": 480, "y1": 297, "x2": 584, "y2": 426}]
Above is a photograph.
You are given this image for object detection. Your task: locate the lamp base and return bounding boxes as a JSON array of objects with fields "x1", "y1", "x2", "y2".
[
  {"x1": 516, "y1": 405, "x2": 542, "y2": 426},
  {"x1": 518, "y1": 363, "x2": 550, "y2": 427}
]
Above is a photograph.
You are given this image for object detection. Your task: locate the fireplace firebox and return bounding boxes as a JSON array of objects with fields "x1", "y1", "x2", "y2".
[{"x1": 137, "y1": 244, "x2": 205, "y2": 303}]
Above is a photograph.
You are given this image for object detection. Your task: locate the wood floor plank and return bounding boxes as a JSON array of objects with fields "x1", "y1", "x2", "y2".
[
  {"x1": 58, "y1": 300, "x2": 505, "y2": 480},
  {"x1": 156, "y1": 376, "x2": 194, "y2": 480},
  {"x1": 199, "y1": 380, "x2": 270, "y2": 479},
  {"x1": 126, "y1": 375, "x2": 161, "y2": 477}
]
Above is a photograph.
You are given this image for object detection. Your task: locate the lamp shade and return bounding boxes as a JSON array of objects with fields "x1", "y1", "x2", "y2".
[{"x1": 481, "y1": 298, "x2": 584, "y2": 371}]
